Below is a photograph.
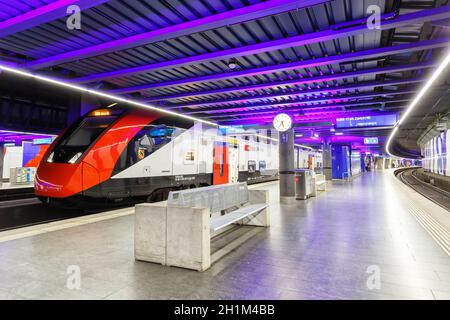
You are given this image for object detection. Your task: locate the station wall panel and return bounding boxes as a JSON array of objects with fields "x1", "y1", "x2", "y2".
[{"x1": 421, "y1": 129, "x2": 449, "y2": 177}]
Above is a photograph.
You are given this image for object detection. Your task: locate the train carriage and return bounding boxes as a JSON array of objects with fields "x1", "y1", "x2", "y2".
[{"x1": 35, "y1": 105, "x2": 280, "y2": 208}]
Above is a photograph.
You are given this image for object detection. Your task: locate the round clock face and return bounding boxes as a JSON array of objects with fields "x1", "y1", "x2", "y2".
[{"x1": 273, "y1": 113, "x2": 292, "y2": 132}]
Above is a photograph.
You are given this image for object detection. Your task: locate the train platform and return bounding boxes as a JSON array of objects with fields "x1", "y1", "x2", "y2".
[
  {"x1": 0, "y1": 183, "x2": 35, "y2": 201},
  {"x1": 0, "y1": 171, "x2": 449, "y2": 300}
]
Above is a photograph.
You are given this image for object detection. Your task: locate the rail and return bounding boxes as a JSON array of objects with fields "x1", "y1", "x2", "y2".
[{"x1": 395, "y1": 167, "x2": 450, "y2": 211}]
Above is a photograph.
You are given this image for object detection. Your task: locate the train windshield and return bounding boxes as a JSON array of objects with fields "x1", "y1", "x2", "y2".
[{"x1": 47, "y1": 115, "x2": 118, "y2": 163}]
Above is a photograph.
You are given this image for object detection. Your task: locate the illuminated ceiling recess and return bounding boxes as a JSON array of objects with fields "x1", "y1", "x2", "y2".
[
  {"x1": 0, "y1": 64, "x2": 218, "y2": 127},
  {"x1": 385, "y1": 47, "x2": 450, "y2": 157}
]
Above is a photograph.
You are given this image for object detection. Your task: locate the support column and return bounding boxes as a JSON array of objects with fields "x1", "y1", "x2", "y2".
[
  {"x1": 322, "y1": 138, "x2": 332, "y2": 180},
  {"x1": 0, "y1": 144, "x2": 3, "y2": 186},
  {"x1": 279, "y1": 128, "x2": 296, "y2": 204}
]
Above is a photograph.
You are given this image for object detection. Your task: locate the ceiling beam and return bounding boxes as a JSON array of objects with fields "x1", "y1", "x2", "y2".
[
  {"x1": 71, "y1": 5, "x2": 450, "y2": 83},
  {"x1": 128, "y1": 62, "x2": 432, "y2": 100},
  {"x1": 0, "y1": 0, "x2": 110, "y2": 38},
  {"x1": 158, "y1": 78, "x2": 424, "y2": 107},
  {"x1": 203, "y1": 99, "x2": 411, "y2": 119},
  {"x1": 169, "y1": 89, "x2": 418, "y2": 112},
  {"x1": 23, "y1": 0, "x2": 328, "y2": 70},
  {"x1": 130, "y1": 38, "x2": 449, "y2": 97}
]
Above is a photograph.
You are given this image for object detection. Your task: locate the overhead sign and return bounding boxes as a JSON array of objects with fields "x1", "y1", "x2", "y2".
[
  {"x1": 336, "y1": 114, "x2": 397, "y2": 128},
  {"x1": 32, "y1": 137, "x2": 54, "y2": 145},
  {"x1": 364, "y1": 137, "x2": 379, "y2": 145}
]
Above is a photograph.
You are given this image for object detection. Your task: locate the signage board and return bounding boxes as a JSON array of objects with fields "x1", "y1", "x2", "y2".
[
  {"x1": 33, "y1": 137, "x2": 54, "y2": 145},
  {"x1": 336, "y1": 114, "x2": 397, "y2": 128},
  {"x1": 364, "y1": 137, "x2": 379, "y2": 145}
]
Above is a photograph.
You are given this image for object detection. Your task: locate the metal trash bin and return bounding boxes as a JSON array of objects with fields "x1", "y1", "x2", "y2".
[{"x1": 295, "y1": 169, "x2": 313, "y2": 200}]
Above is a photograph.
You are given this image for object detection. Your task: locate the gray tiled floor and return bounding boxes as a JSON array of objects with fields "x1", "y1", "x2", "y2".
[{"x1": 0, "y1": 171, "x2": 449, "y2": 300}]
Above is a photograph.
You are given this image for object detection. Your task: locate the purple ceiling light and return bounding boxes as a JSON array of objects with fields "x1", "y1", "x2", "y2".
[
  {"x1": 115, "y1": 39, "x2": 449, "y2": 95},
  {"x1": 180, "y1": 89, "x2": 418, "y2": 113},
  {"x1": 205, "y1": 99, "x2": 411, "y2": 119},
  {"x1": 152, "y1": 77, "x2": 425, "y2": 104},
  {"x1": 0, "y1": 0, "x2": 110, "y2": 38},
  {"x1": 71, "y1": 5, "x2": 450, "y2": 83},
  {"x1": 161, "y1": 79, "x2": 424, "y2": 111},
  {"x1": 122, "y1": 62, "x2": 435, "y2": 98},
  {"x1": 22, "y1": 0, "x2": 328, "y2": 70}
]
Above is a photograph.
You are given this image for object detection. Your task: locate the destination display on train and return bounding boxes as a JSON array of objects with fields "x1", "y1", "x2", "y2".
[{"x1": 335, "y1": 114, "x2": 397, "y2": 128}]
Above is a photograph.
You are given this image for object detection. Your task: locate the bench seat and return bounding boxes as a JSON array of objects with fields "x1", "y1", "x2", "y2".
[{"x1": 210, "y1": 203, "x2": 268, "y2": 232}]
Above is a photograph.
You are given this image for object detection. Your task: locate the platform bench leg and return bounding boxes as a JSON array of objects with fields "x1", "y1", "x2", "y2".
[
  {"x1": 166, "y1": 205, "x2": 211, "y2": 271},
  {"x1": 134, "y1": 203, "x2": 167, "y2": 265}
]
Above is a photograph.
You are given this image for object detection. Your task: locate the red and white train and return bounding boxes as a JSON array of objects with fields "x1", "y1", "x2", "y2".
[{"x1": 35, "y1": 105, "x2": 283, "y2": 208}]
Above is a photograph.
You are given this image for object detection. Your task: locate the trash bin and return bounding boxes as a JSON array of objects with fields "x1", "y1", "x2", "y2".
[{"x1": 295, "y1": 169, "x2": 312, "y2": 200}]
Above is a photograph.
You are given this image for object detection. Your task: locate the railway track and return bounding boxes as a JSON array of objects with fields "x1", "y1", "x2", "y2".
[
  {"x1": 0, "y1": 180, "x2": 280, "y2": 232},
  {"x1": 396, "y1": 167, "x2": 450, "y2": 211}
]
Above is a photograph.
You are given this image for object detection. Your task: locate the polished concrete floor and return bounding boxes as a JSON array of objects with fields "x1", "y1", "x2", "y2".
[{"x1": 0, "y1": 171, "x2": 449, "y2": 300}]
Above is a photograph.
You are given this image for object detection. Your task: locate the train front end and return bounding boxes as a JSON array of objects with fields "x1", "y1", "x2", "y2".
[{"x1": 35, "y1": 106, "x2": 158, "y2": 208}]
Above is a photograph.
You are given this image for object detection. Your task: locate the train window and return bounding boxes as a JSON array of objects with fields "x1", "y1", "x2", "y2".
[
  {"x1": 248, "y1": 160, "x2": 256, "y2": 173},
  {"x1": 185, "y1": 151, "x2": 195, "y2": 162},
  {"x1": 114, "y1": 124, "x2": 180, "y2": 173},
  {"x1": 48, "y1": 115, "x2": 118, "y2": 163}
]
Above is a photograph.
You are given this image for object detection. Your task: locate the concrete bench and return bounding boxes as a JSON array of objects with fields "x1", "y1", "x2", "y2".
[
  {"x1": 315, "y1": 173, "x2": 326, "y2": 191},
  {"x1": 310, "y1": 173, "x2": 327, "y2": 197},
  {"x1": 134, "y1": 182, "x2": 269, "y2": 271}
]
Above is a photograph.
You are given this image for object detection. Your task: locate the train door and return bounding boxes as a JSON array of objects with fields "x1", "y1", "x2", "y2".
[
  {"x1": 213, "y1": 141, "x2": 228, "y2": 185},
  {"x1": 228, "y1": 146, "x2": 239, "y2": 183}
]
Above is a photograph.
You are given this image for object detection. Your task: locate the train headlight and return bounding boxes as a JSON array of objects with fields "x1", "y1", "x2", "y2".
[
  {"x1": 68, "y1": 152, "x2": 82, "y2": 164},
  {"x1": 47, "y1": 152, "x2": 54, "y2": 163}
]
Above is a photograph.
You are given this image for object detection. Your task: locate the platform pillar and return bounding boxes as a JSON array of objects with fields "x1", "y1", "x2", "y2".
[
  {"x1": 0, "y1": 144, "x2": 3, "y2": 186},
  {"x1": 279, "y1": 128, "x2": 296, "y2": 204},
  {"x1": 322, "y1": 139, "x2": 332, "y2": 180}
]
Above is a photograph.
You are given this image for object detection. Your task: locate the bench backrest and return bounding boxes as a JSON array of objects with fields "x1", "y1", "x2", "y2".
[
  {"x1": 167, "y1": 183, "x2": 249, "y2": 214},
  {"x1": 315, "y1": 173, "x2": 326, "y2": 183}
]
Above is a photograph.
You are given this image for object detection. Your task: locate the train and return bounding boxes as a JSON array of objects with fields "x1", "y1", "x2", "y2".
[{"x1": 35, "y1": 105, "x2": 322, "y2": 208}]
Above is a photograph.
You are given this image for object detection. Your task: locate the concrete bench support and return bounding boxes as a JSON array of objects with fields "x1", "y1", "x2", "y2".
[
  {"x1": 134, "y1": 203, "x2": 167, "y2": 265},
  {"x1": 166, "y1": 205, "x2": 211, "y2": 271}
]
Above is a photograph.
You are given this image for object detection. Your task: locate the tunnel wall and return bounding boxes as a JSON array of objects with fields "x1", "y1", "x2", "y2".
[{"x1": 421, "y1": 128, "x2": 449, "y2": 177}]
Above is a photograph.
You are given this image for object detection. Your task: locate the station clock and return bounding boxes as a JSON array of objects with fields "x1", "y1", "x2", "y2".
[{"x1": 273, "y1": 113, "x2": 292, "y2": 132}]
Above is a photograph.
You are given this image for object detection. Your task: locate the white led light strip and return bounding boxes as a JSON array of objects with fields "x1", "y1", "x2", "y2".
[
  {"x1": 0, "y1": 129, "x2": 57, "y2": 137},
  {"x1": 0, "y1": 64, "x2": 218, "y2": 127},
  {"x1": 386, "y1": 48, "x2": 450, "y2": 157}
]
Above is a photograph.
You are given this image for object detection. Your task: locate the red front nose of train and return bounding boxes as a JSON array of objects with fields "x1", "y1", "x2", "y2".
[
  {"x1": 34, "y1": 107, "x2": 158, "y2": 202},
  {"x1": 35, "y1": 162, "x2": 84, "y2": 198}
]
